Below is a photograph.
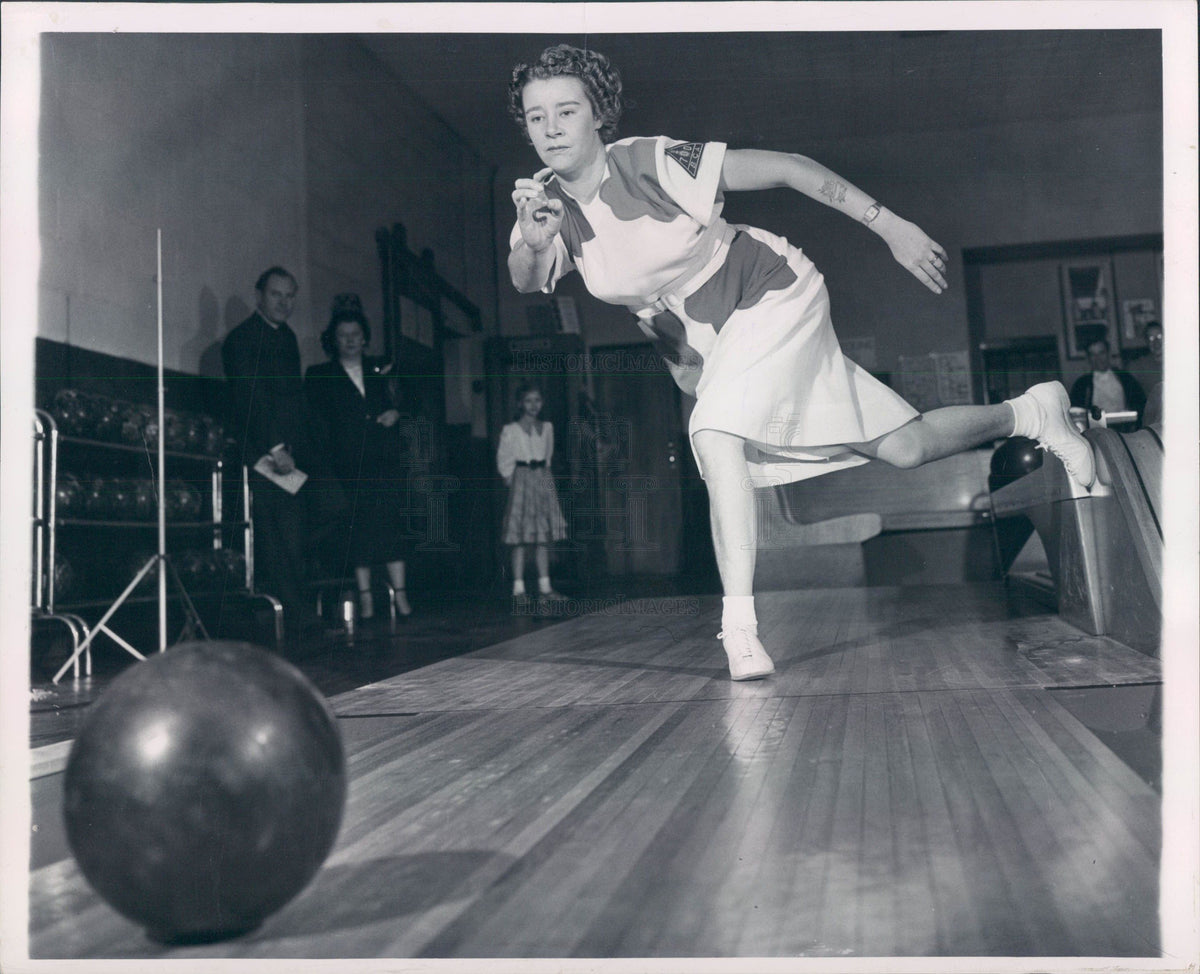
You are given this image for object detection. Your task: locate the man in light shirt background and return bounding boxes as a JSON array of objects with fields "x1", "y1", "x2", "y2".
[{"x1": 1070, "y1": 336, "x2": 1147, "y2": 423}]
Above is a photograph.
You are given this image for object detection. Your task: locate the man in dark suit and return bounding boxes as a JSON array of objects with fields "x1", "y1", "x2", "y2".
[
  {"x1": 1069, "y1": 337, "x2": 1146, "y2": 422},
  {"x1": 223, "y1": 266, "x2": 330, "y2": 643}
]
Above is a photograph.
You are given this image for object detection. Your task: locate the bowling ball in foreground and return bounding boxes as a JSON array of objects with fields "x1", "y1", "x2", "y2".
[
  {"x1": 989, "y1": 435, "x2": 1043, "y2": 490},
  {"x1": 62, "y1": 640, "x2": 347, "y2": 943}
]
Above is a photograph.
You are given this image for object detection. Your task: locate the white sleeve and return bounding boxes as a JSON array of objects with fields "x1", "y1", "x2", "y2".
[
  {"x1": 656, "y1": 137, "x2": 727, "y2": 227},
  {"x1": 508, "y1": 221, "x2": 575, "y2": 293},
  {"x1": 496, "y1": 424, "x2": 518, "y2": 480}
]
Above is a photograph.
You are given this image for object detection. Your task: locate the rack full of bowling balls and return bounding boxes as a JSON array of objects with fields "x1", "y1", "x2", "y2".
[
  {"x1": 119, "y1": 547, "x2": 247, "y2": 596},
  {"x1": 173, "y1": 548, "x2": 248, "y2": 592},
  {"x1": 35, "y1": 386, "x2": 258, "y2": 628},
  {"x1": 51, "y1": 388, "x2": 229, "y2": 458},
  {"x1": 56, "y1": 474, "x2": 206, "y2": 523},
  {"x1": 54, "y1": 543, "x2": 247, "y2": 603}
]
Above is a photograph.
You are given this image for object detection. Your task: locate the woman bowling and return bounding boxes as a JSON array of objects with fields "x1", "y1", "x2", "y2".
[{"x1": 506, "y1": 44, "x2": 1094, "y2": 681}]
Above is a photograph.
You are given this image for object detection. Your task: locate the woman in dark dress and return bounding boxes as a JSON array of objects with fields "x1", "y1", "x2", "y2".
[{"x1": 305, "y1": 294, "x2": 413, "y2": 621}]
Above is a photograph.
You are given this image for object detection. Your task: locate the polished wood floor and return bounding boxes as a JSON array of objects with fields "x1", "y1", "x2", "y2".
[
  {"x1": 27, "y1": 584, "x2": 1163, "y2": 960},
  {"x1": 28, "y1": 588, "x2": 588, "y2": 748}
]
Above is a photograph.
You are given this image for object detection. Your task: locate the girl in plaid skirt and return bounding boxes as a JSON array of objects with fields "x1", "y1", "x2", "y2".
[{"x1": 497, "y1": 384, "x2": 568, "y2": 607}]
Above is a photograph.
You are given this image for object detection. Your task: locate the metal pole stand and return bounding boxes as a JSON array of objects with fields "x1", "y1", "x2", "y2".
[{"x1": 50, "y1": 553, "x2": 209, "y2": 685}]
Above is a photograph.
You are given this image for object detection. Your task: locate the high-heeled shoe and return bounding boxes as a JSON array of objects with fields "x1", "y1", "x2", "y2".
[{"x1": 393, "y1": 588, "x2": 413, "y2": 619}]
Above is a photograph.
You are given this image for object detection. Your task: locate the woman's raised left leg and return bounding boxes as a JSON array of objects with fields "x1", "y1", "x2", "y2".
[
  {"x1": 850, "y1": 382, "x2": 1094, "y2": 488},
  {"x1": 851, "y1": 403, "x2": 1014, "y2": 469}
]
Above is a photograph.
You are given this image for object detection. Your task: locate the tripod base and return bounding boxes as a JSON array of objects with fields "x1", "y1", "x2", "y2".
[{"x1": 51, "y1": 554, "x2": 209, "y2": 684}]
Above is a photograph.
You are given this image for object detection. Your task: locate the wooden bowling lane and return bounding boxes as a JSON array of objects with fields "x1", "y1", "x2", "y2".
[
  {"x1": 333, "y1": 585, "x2": 1162, "y2": 717},
  {"x1": 28, "y1": 583, "x2": 1162, "y2": 960}
]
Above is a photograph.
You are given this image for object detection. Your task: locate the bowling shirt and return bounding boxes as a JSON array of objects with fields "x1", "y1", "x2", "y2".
[{"x1": 510, "y1": 136, "x2": 919, "y2": 484}]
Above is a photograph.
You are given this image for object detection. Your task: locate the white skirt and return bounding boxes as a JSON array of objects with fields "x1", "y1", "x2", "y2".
[{"x1": 677, "y1": 226, "x2": 919, "y2": 485}]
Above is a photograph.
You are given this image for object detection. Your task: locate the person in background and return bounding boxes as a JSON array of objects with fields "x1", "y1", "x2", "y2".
[
  {"x1": 1141, "y1": 321, "x2": 1164, "y2": 428},
  {"x1": 305, "y1": 294, "x2": 414, "y2": 623},
  {"x1": 506, "y1": 44, "x2": 1095, "y2": 681},
  {"x1": 1069, "y1": 337, "x2": 1146, "y2": 421},
  {"x1": 223, "y1": 266, "x2": 329, "y2": 644},
  {"x1": 496, "y1": 383, "x2": 568, "y2": 611}
]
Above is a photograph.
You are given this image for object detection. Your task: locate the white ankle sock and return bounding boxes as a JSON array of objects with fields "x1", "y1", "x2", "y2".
[
  {"x1": 1004, "y1": 395, "x2": 1037, "y2": 439},
  {"x1": 538, "y1": 576, "x2": 552, "y2": 594},
  {"x1": 513, "y1": 580, "x2": 526, "y2": 596},
  {"x1": 721, "y1": 595, "x2": 757, "y2": 631}
]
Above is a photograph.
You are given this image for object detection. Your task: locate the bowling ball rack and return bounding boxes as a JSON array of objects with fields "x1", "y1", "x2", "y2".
[{"x1": 31, "y1": 411, "x2": 266, "y2": 684}]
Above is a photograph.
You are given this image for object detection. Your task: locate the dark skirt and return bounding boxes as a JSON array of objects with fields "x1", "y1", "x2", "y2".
[
  {"x1": 502, "y1": 465, "x2": 567, "y2": 546},
  {"x1": 341, "y1": 470, "x2": 412, "y2": 568}
]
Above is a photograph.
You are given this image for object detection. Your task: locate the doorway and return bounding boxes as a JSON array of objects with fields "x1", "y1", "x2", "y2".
[{"x1": 590, "y1": 344, "x2": 696, "y2": 577}]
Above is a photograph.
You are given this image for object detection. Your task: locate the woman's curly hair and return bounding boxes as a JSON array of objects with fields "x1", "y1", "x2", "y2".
[
  {"x1": 508, "y1": 44, "x2": 624, "y2": 144},
  {"x1": 320, "y1": 293, "x2": 371, "y2": 359}
]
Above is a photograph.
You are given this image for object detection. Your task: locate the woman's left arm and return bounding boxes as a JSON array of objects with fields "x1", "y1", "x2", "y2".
[
  {"x1": 371, "y1": 359, "x2": 402, "y2": 426},
  {"x1": 720, "y1": 148, "x2": 948, "y2": 294}
]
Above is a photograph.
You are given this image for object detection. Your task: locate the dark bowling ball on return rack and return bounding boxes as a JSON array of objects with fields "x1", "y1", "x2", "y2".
[
  {"x1": 55, "y1": 472, "x2": 85, "y2": 517},
  {"x1": 210, "y1": 548, "x2": 247, "y2": 589},
  {"x1": 166, "y1": 481, "x2": 203, "y2": 521},
  {"x1": 90, "y1": 396, "x2": 125, "y2": 442},
  {"x1": 989, "y1": 436, "x2": 1044, "y2": 491},
  {"x1": 84, "y1": 477, "x2": 114, "y2": 519},
  {"x1": 183, "y1": 412, "x2": 208, "y2": 454},
  {"x1": 132, "y1": 480, "x2": 158, "y2": 520},
  {"x1": 52, "y1": 389, "x2": 98, "y2": 438},
  {"x1": 52, "y1": 553, "x2": 76, "y2": 601},
  {"x1": 61, "y1": 640, "x2": 347, "y2": 944},
  {"x1": 203, "y1": 418, "x2": 227, "y2": 457},
  {"x1": 121, "y1": 405, "x2": 160, "y2": 447},
  {"x1": 120, "y1": 405, "x2": 147, "y2": 445},
  {"x1": 175, "y1": 549, "x2": 216, "y2": 591},
  {"x1": 106, "y1": 479, "x2": 138, "y2": 520},
  {"x1": 163, "y1": 409, "x2": 189, "y2": 452},
  {"x1": 142, "y1": 412, "x2": 160, "y2": 445},
  {"x1": 163, "y1": 482, "x2": 181, "y2": 520}
]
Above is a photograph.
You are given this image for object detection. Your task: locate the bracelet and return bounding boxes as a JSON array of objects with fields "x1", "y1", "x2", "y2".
[{"x1": 861, "y1": 203, "x2": 881, "y2": 226}]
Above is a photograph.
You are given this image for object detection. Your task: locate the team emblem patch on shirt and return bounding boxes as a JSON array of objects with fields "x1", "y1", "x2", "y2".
[{"x1": 665, "y1": 141, "x2": 705, "y2": 178}]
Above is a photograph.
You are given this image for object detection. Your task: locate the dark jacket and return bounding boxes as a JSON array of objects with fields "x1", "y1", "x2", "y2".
[
  {"x1": 1069, "y1": 369, "x2": 1147, "y2": 419},
  {"x1": 221, "y1": 312, "x2": 315, "y2": 469},
  {"x1": 304, "y1": 357, "x2": 408, "y2": 482}
]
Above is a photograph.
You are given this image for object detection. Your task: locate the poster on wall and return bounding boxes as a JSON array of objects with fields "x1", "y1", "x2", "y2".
[
  {"x1": 1060, "y1": 258, "x2": 1119, "y2": 359},
  {"x1": 897, "y1": 354, "x2": 941, "y2": 412},
  {"x1": 1122, "y1": 298, "x2": 1158, "y2": 345},
  {"x1": 933, "y1": 351, "x2": 973, "y2": 405},
  {"x1": 899, "y1": 351, "x2": 973, "y2": 410}
]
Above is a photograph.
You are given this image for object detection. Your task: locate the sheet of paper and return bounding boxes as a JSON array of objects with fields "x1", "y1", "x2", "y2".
[{"x1": 253, "y1": 456, "x2": 308, "y2": 495}]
